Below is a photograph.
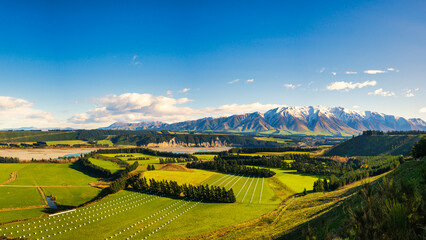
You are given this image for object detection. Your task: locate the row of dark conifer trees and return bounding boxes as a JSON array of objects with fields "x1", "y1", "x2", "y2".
[
  {"x1": 129, "y1": 176, "x2": 236, "y2": 203},
  {"x1": 186, "y1": 159, "x2": 275, "y2": 177}
]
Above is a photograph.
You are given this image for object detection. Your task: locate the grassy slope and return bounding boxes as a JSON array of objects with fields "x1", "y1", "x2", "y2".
[
  {"x1": 88, "y1": 157, "x2": 123, "y2": 174},
  {"x1": 0, "y1": 131, "x2": 78, "y2": 142},
  {"x1": 272, "y1": 169, "x2": 326, "y2": 192},
  {"x1": 325, "y1": 134, "x2": 423, "y2": 156},
  {"x1": 187, "y1": 170, "x2": 392, "y2": 240},
  {"x1": 0, "y1": 187, "x2": 45, "y2": 208}
]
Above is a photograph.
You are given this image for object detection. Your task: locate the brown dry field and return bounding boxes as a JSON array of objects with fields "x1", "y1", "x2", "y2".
[{"x1": 0, "y1": 148, "x2": 102, "y2": 160}]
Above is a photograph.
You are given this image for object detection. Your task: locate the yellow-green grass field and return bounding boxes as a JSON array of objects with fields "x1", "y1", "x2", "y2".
[
  {"x1": 46, "y1": 140, "x2": 89, "y2": 146},
  {"x1": 142, "y1": 169, "x2": 217, "y2": 185},
  {"x1": 96, "y1": 140, "x2": 114, "y2": 146},
  {"x1": 193, "y1": 154, "x2": 217, "y2": 160},
  {"x1": 1, "y1": 190, "x2": 278, "y2": 240},
  {"x1": 254, "y1": 136, "x2": 291, "y2": 144},
  {"x1": 204, "y1": 173, "x2": 286, "y2": 205},
  {"x1": 272, "y1": 169, "x2": 326, "y2": 193},
  {"x1": 88, "y1": 158, "x2": 123, "y2": 174}
]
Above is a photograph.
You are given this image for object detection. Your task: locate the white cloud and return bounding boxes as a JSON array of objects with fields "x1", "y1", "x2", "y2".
[
  {"x1": 179, "y1": 88, "x2": 190, "y2": 93},
  {"x1": 68, "y1": 92, "x2": 279, "y2": 126},
  {"x1": 345, "y1": 71, "x2": 357, "y2": 74},
  {"x1": 368, "y1": 88, "x2": 395, "y2": 97},
  {"x1": 331, "y1": 72, "x2": 337, "y2": 76},
  {"x1": 284, "y1": 83, "x2": 301, "y2": 89},
  {"x1": 319, "y1": 67, "x2": 325, "y2": 73},
  {"x1": 387, "y1": 68, "x2": 395, "y2": 71},
  {"x1": 0, "y1": 96, "x2": 57, "y2": 129},
  {"x1": 364, "y1": 70, "x2": 387, "y2": 74},
  {"x1": 228, "y1": 79, "x2": 240, "y2": 84},
  {"x1": 246, "y1": 78, "x2": 254, "y2": 83},
  {"x1": 420, "y1": 107, "x2": 426, "y2": 113},
  {"x1": 166, "y1": 90, "x2": 173, "y2": 96},
  {"x1": 326, "y1": 80, "x2": 377, "y2": 91},
  {"x1": 131, "y1": 55, "x2": 142, "y2": 65},
  {"x1": 352, "y1": 105, "x2": 361, "y2": 109},
  {"x1": 404, "y1": 88, "x2": 419, "y2": 98}
]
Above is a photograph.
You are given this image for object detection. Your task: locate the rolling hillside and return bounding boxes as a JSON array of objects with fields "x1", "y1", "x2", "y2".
[{"x1": 324, "y1": 134, "x2": 424, "y2": 156}]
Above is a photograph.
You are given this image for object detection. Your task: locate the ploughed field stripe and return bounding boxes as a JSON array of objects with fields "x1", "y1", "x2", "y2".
[
  {"x1": 223, "y1": 175, "x2": 239, "y2": 188},
  {"x1": 227, "y1": 175, "x2": 242, "y2": 190},
  {"x1": 241, "y1": 177, "x2": 255, "y2": 203},
  {"x1": 235, "y1": 176, "x2": 251, "y2": 198},
  {"x1": 250, "y1": 177, "x2": 260, "y2": 203},
  {"x1": 210, "y1": 175, "x2": 228, "y2": 186},
  {"x1": 259, "y1": 178, "x2": 265, "y2": 204},
  {"x1": 217, "y1": 174, "x2": 234, "y2": 186}
]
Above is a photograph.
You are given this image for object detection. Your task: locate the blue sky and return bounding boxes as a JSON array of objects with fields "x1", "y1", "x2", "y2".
[{"x1": 0, "y1": 0, "x2": 425, "y2": 128}]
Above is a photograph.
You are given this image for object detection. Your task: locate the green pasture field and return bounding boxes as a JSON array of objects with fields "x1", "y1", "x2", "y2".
[
  {"x1": 96, "y1": 140, "x2": 114, "y2": 146},
  {"x1": 193, "y1": 154, "x2": 217, "y2": 160},
  {"x1": 88, "y1": 158, "x2": 123, "y2": 174},
  {"x1": 204, "y1": 173, "x2": 286, "y2": 205},
  {"x1": 1, "y1": 190, "x2": 278, "y2": 240},
  {"x1": 272, "y1": 169, "x2": 326, "y2": 192},
  {"x1": 0, "y1": 163, "x2": 97, "y2": 186},
  {"x1": 254, "y1": 136, "x2": 291, "y2": 144},
  {"x1": 0, "y1": 187, "x2": 45, "y2": 209},
  {"x1": 46, "y1": 140, "x2": 88, "y2": 146},
  {"x1": 142, "y1": 169, "x2": 217, "y2": 185},
  {"x1": 42, "y1": 187, "x2": 100, "y2": 207},
  {"x1": 0, "y1": 208, "x2": 46, "y2": 223}
]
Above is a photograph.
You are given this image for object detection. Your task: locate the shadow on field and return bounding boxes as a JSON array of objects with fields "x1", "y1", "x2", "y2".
[{"x1": 69, "y1": 161, "x2": 103, "y2": 178}]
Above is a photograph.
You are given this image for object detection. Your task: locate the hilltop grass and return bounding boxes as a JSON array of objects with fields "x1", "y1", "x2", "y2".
[
  {"x1": 142, "y1": 169, "x2": 217, "y2": 185},
  {"x1": 88, "y1": 157, "x2": 123, "y2": 174}
]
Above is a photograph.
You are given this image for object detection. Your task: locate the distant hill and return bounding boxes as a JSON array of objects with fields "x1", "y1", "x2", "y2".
[
  {"x1": 103, "y1": 106, "x2": 426, "y2": 136},
  {"x1": 324, "y1": 133, "x2": 424, "y2": 156}
]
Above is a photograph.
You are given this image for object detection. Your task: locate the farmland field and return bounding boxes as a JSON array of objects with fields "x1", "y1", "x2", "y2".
[
  {"x1": 1, "y1": 190, "x2": 278, "y2": 240},
  {"x1": 88, "y1": 158, "x2": 123, "y2": 174},
  {"x1": 142, "y1": 169, "x2": 217, "y2": 185}
]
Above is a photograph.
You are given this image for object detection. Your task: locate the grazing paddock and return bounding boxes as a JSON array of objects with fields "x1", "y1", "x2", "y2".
[
  {"x1": 0, "y1": 208, "x2": 46, "y2": 223},
  {"x1": 142, "y1": 169, "x2": 217, "y2": 186},
  {"x1": 88, "y1": 158, "x2": 123, "y2": 174},
  {"x1": 204, "y1": 174, "x2": 283, "y2": 205},
  {"x1": 0, "y1": 163, "x2": 97, "y2": 186},
  {"x1": 272, "y1": 169, "x2": 326, "y2": 192},
  {"x1": 1, "y1": 190, "x2": 277, "y2": 240},
  {"x1": 46, "y1": 140, "x2": 88, "y2": 146},
  {"x1": 0, "y1": 187, "x2": 45, "y2": 209},
  {"x1": 42, "y1": 187, "x2": 101, "y2": 207}
]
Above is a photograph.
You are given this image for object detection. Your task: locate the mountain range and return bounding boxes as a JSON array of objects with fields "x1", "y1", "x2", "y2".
[{"x1": 102, "y1": 106, "x2": 426, "y2": 136}]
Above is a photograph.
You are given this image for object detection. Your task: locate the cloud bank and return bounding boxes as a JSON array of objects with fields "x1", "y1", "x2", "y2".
[{"x1": 326, "y1": 80, "x2": 377, "y2": 91}]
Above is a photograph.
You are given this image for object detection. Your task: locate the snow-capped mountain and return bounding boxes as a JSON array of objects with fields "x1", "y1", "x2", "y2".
[{"x1": 103, "y1": 106, "x2": 426, "y2": 135}]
